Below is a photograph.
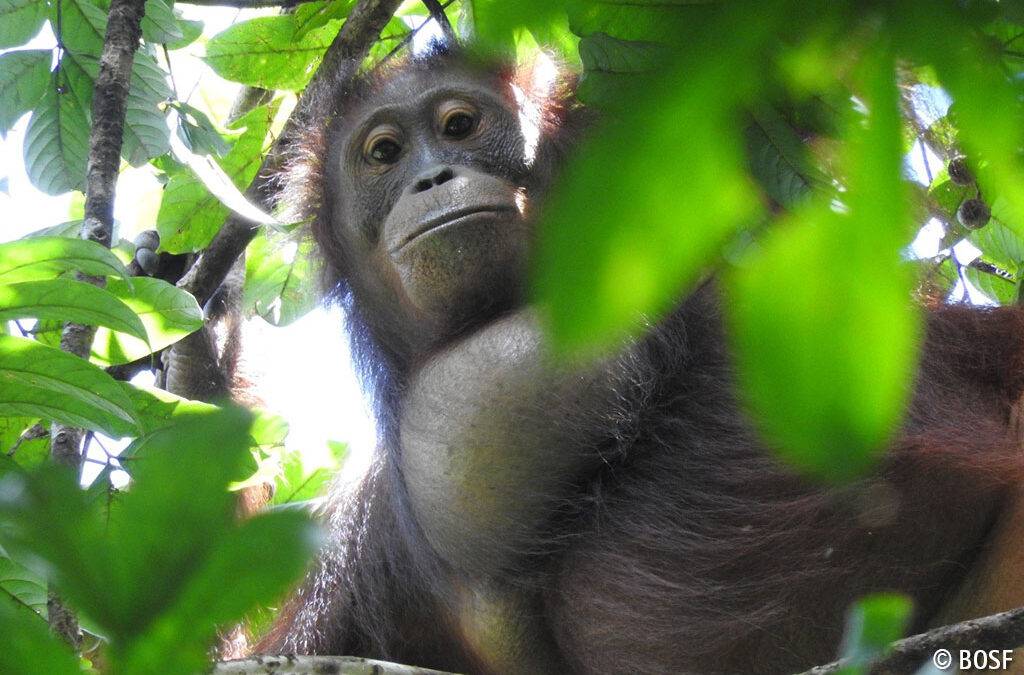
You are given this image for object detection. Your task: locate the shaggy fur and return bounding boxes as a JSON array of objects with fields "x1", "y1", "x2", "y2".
[{"x1": 257, "y1": 51, "x2": 1024, "y2": 674}]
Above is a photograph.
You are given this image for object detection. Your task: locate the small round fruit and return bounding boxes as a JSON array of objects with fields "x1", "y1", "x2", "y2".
[
  {"x1": 948, "y1": 156, "x2": 974, "y2": 186},
  {"x1": 957, "y1": 198, "x2": 991, "y2": 230},
  {"x1": 135, "y1": 248, "x2": 160, "y2": 275}
]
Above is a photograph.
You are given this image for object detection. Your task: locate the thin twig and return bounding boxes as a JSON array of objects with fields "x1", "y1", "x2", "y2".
[
  {"x1": 176, "y1": 0, "x2": 320, "y2": 7},
  {"x1": 422, "y1": 0, "x2": 457, "y2": 45},
  {"x1": 795, "y1": 606, "x2": 1024, "y2": 675},
  {"x1": 383, "y1": 0, "x2": 456, "y2": 62}
]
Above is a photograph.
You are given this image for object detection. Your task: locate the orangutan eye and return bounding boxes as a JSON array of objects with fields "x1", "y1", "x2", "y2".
[
  {"x1": 440, "y1": 103, "x2": 478, "y2": 139},
  {"x1": 364, "y1": 127, "x2": 403, "y2": 164}
]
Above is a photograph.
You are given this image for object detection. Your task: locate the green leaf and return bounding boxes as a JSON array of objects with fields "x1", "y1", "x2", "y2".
[
  {"x1": 120, "y1": 510, "x2": 316, "y2": 674},
  {"x1": 0, "y1": 595, "x2": 81, "y2": 675},
  {"x1": 969, "y1": 219, "x2": 1024, "y2": 277},
  {"x1": 535, "y1": 5, "x2": 774, "y2": 353},
  {"x1": 157, "y1": 103, "x2": 277, "y2": 253},
  {"x1": 0, "y1": 50, "x2": 51, "y2": 137},
  {"x1": 0, "y1": 0, "x2": 47, "y2": 49},
  {"x1": 55, "y1": 0, "x2": 107, "y2": 55},
  {"x1": 0, "y1": 279, "x2": 147, "y2": 338},
  {"x1": 0, "y1": 335, "x2": 138, "y2": 437},
  {"x1": 90, "y1": 277, "x2": 203, "y2": 367},
  {"x1": 0, "y1": 236, "x2": 129, "y2": 284},
  {"x1": 270, "y1": 440, "x2": 347, "y2": 506},
  {"x1": 576, "y1": 32, "x2": 666, "y2": 106},
  {"x1": 0, "y1": 417, "x2": 47, "y2": 467},
  {"x1": 964, "y1": 263, "x2": 1017, "y2": 305},
  {"x1": 927, "y1": 176, "x2": 969, "y2": 218},
  {"x1": 122, "y1": 384, "x2": 217, "y2": 437},
  {"x1": 292, "y1": 0, "x2": 355, "y2": 39},
  {"x1": 838, "y1": 593, "x2": 912, "y2": 669},
  {"x1": 22, "y1": 81, "x2": 90, "y2": 195},
  {"x1": 22, "y1": 220, "x2": 84, "y2": 239},
  {"x1": 0, "y1": 419, "x2": 49, "y2": 469},
  {"x1": 166, "y1": 17, "x2": 202, "y2": 50},
  {"x1": 244, "y1": 233, "x2": 317, "y2": 326},
  {"x1": 746, "y1": 105, "x2": 825, "y2": 207},
  {"x1": 569, "y1": 0, "x2": 717, "y2": 44},
  {"x1": 0, "y1": 551, "x2": 47, "y2": 616},
  {"x1": 727, "y1": 44, "x2": 919, "y2": 482},
  {"x1": 171, "y1": 101, "x2": 229, "y2": 156},
  {"x1": 203, "y1": 15, "x2": 342, "y2": 91},
  {"x1": 141, "y1": 0, "x2": 183, "y2": 44}
]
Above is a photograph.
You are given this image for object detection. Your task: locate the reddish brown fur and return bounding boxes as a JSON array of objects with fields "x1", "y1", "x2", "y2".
[{"x1": 257, "y1": 52, "x2": 1024, "y2": 674}]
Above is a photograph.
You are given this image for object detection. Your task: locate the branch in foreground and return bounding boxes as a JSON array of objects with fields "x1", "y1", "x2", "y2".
[
  {"x1": 797, "y1": 606, "x2": 1024, "y2": 675},
  {"x1": 214, "y1": 655, "x2": 452, "y2": 674},
  {"x1": 178, "y1": 0, "x2": 318, "y2": 6},
  {"x1": 178, "y1": 0, "x2": 405, "y2": 308},
  {"x1": 49, "y1": 0, "x2": 146, "y2": 650}
]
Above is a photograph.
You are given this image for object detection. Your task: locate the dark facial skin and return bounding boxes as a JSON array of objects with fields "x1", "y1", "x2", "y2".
[{"x1": 326, "y1": 65, "x2": 534, "y2": 351}]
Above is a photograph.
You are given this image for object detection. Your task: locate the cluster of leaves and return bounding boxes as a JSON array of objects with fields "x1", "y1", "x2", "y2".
[
  {"x1": 1, "y1": 0, "x2": 198, "y2": 193},
  {"x1": 0, "y1": 235, "x2": 320, "y2": 670},
  {"x1": 0, "y1": 406, "x2": 317, "y2": 675},
  {"x1": 470, "y1": 0, "x2": 1024, "y2": 483},
  {"x1": 1, "y1": 0, "x2": 368, "y2": 668}
]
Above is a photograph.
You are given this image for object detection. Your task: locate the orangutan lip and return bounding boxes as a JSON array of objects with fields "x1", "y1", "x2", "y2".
[{"x1": 394, "y1": 205, "x2": 518, "y2": 252}]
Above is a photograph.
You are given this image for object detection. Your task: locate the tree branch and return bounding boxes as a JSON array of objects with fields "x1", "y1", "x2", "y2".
[
  {"x1": 177, "y1": 0, "x2": 319, "y2": 6},
  {"x1": 49, "y1": 0, "x2": 146, "y2": 650},
  {"x1": 796, "y1": 606, "x2": 1024, "y2": 675},
  {"x1": 177, "y1": 0, "x2": 405, "y2": 308},
  {"x1": 213, "y1": 655, "x2": 453, "y2": 674},
  {"x1": 422, "y1": 0, "x2": 457, "y2": 45}
]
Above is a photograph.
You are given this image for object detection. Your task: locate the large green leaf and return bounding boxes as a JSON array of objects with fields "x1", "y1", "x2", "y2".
[
  {"x1": 90, "y1": 277, "x2": 203, "y2": 367},
  {"x1": 62, "y1": 51, "x2": 172, "y2": 167},
  {"x1": 727, "y1": 44, "x2": 919, "y2": 481},
  {"x1": 576, "y1": 32, "x2": 666, "y2": 107},
  {"x1": 119, "y1": 509, "x2": 315, "y2": 674},
  {"x1": 534, "y1": 4, "x2": 774, "y2": 353},
  {"x1": 123, "y1": 384, "x2": 217, "y2": 437},
  {"x1": 166, "y1": 17, "x2": 203, "y2": 51},
  {"x1": 569, "y1": 0, "x2": 718, "y2": 44},
  {"x1": 0, "y1": 50, "x2": 50, "y2": 137},
  {"x1": 0, "y1": 236, "x2": 129, "y2": 283},
  {"x1": 291, "y1": 0, "x2": 355, "y2": 39},
  {"x1": 203, "y1": 15, "x2": 343, "y2": 91},
  {"x1": 141, "y1": 0, "x2": 183, "y2": 44},
  {"x1": 0, "y1": 0, "x2": 47, "y2": 49},
  {"x1": 54, "y1": 0, "x2": 107, "y2": 55},
  {"x1": 22, "y1": 82, "x2": 90, "y2": 195},
  {"x1": 0, "y1": 597, "x2": 81, "y2": 675},
  {"x1": 0, "y1": 279, "x2": 147, "y2": 338},
  {"x1": 157, "y1": 103, "x2": 276, "y2": 253},
  {"x1": 0, "y1": 551, "x2": 47, "y2": 616},
  {"x1": 0, "y1": 335, "x2": 138, "y2": 437},
  {"x1": 746, "y1": 105, "x2": 825, "y2": 208}
]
